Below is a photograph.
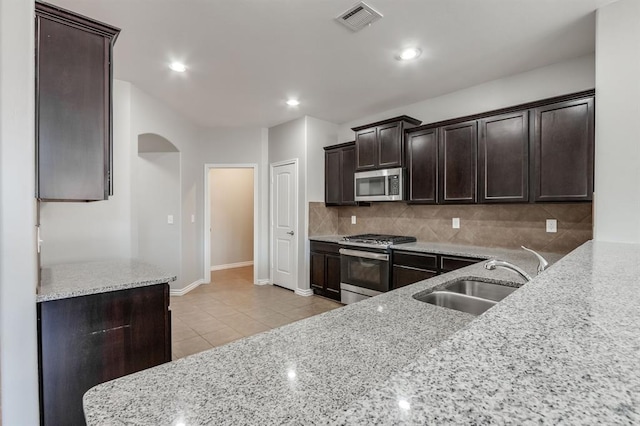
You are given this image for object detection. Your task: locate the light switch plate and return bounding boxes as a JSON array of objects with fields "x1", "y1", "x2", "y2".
[
  {"x1": 168, "y1": 215, "x2": 174, "y2": 225},
  {"x1": 351, "y1": 215, "x2": 357, "y2": 225},
  {"x1": 452, "y1": 218, "x2": 460, "y2": 229},
  {"x1": 191, "y1": 214, "x2": 195, "y2": 223},
  {"x1": 546, "y1": 219, "x2": 557, "y2": 233}
]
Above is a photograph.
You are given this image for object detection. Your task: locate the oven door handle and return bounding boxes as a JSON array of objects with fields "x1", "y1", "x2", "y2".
[{"x1": 339, "y1": 248, "x2": 389, "y2": 261}]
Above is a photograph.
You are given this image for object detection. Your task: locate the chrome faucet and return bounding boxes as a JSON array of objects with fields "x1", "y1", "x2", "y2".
[
  {"x1": 484, "y1": 246, "x2": 550, "y2": 282},
  {"x1": 484, "y1": 260, "x2": 533, "y2": 282},
  {"x1": 520, "y1": 245, "x2": 549, "y2": 274}
]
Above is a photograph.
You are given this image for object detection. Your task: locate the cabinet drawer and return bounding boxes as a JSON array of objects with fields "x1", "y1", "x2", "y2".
[
  {"x1": 392, "y1": 265, "x2": 437, "y2": 289},
  {"x1": 440, "y1": 255, "x2": 482, "y2": 272},
  {"x1": 393, "y1": 251, "x2": 437, "y2": 270},
  {"x1": 310, "y1": 241, "x2": 340, "y2": 254}
]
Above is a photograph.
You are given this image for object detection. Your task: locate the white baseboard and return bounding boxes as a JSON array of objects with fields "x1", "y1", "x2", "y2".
[
  {"x1": 170, "y1": 279, "x2": 205, "y2": 296},
  {"x1": 255, "y1": 278, "x2": 270, "y2": 285},
  {"x1": 295, "y1": 288, "x2": 314, "y2": 297},
  {"x1": 210, "y1": 261, "x2": 254, "y2": 271}
]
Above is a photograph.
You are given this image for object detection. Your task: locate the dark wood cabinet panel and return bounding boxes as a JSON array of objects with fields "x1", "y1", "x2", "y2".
[
  {"x1": 353, "y1": 116, "x2": 421, "y2": 171},
  {"x1": 38, "y1": 284, "x2": 170, "y2": 426},
  {"x1": 440, "y1": 255, "x2": 482, "y2": 272},
  {"x1": 325, "y1": 142, "x2": 357, "y2": 206},
  {"x1": 393, "y1": 266, "x2": 437, "y2": 289},
  {"x1": 355, "y1": 129, "x2": 377, "y2": 171},
  {"x1": 531, "y1": 97, "x2": 594, "y2": 202},
  {"x1": 309, "y1": 241, "x2": 341, "y2": 301},
  {"x1": 406, "y1": 128, "x2": 438, "y2": 203},
  {"x1": 478, "y1": 112, "x2": 529, "y2": 203},
  {"x1": 35, "y1": 2, "x2": 119, "y2": 201},
  {"x1": 393, "y1": 251, "x2": 437, "y2": 270},
  {"x1": 378, "y1": 122, "x2": 403, "y2": 168},
  {"x1": 439, "y1": 121, "x2": 477, "y2": 204},
  {"x1": 326, "y1": 254, "x2": 342, "y2": 296}
]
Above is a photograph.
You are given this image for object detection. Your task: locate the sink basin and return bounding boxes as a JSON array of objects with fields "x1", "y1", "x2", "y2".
[
  {"x1": 443, "y1": 279, "x2": 518, "y2": 302},
  {"x1": 415, "y1": 291, "x2": 496, "y2": 316}
]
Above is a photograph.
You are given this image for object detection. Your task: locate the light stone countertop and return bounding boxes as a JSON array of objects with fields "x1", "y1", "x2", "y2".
[
  {"x1": 83, "y1": 242, "x2": 562, "y2": 425},
  {"x1": 83, "y1": 241, "x2": 640, "y2": 425},
  {"x1": 37, "y1": 260, "x2": 177, "y2": 302}
]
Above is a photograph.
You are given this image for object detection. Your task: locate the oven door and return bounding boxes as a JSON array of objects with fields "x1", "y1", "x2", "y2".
[{"x1": 339, "y1": 248, "x2": 390, "y2": 295}]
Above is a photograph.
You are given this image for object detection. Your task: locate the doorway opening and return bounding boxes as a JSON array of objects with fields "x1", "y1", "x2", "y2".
[
  {"x1": 136, "y1": 133, "x2": 181, "y2": 285},
  {"x1": 203, "y1": 164, "x2": 258, "y2": 284}
]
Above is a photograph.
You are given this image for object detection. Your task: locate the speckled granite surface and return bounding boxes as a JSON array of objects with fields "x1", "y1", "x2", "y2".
[
  {"x1": 330, "y1": 241, "x2": 640, "y2": 424},
  {"x1": 83, "y1": 243, "x2": 553, "y2": 425},
  {"x1": 37, "y1": 260, "x2": 176, "y2": 302}
]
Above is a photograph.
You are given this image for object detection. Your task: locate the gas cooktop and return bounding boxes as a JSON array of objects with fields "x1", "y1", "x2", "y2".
[{"x1": 342, "y1": 234, "x2": 416, "y2": 247}]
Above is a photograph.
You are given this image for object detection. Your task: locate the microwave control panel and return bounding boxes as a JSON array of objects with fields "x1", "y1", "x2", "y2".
[{"x1": 388, "y1": 175, "x2": 400, "y2": 195}]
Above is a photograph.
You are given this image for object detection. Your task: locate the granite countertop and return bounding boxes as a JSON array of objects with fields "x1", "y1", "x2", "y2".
[
  {"x1": 83, "y1": 241, "x2": 640, "y2": 424},
  {"x1": 37, "y1": 260, "x2": 177, "y2": 302}
]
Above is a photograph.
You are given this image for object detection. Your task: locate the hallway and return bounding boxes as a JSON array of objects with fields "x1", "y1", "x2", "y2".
[{"x1": 170, "y1": 267, "x2": 343, "y2": 359}]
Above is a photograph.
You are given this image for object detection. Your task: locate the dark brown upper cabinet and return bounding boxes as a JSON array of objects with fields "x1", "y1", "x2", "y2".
[
  {"x1": 438, "y1": 121, "x2": 477, "y2": 204},
  {"x1": 478, "y1": 111, "x2": 529, "y2": 203},
  {"x1": 531, "y1": 97, "x2": 594, "y2": 202},
  {"x1": 406, "y1": 128, "x2": 438, "y2": 204},
  {"x1": 353, "y1": 116, "x2": 421, "y2": 171},
  {"x1": 35, "y1": 2, "x2": 120, "y2": 201},
  {"x1": 324, "y1": 142, "x2": 357, "y2": 206}
]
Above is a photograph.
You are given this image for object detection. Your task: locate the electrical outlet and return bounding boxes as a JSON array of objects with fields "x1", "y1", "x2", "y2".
[
  {"x1": 167, "y1": 215, "x2": 174, "y2": 225},
  {"x1": 351, "y1": 215, "x2": 357, "y2": 225},
  {"x1": 546, "y1": 219, "x2": 557, "y2": 233},
  {"x1": 191, "y1": 214, "x2": 195, "y2": 223},
  {"x1": 452, "y1": 218, "x2": 460, "y2": 229}
]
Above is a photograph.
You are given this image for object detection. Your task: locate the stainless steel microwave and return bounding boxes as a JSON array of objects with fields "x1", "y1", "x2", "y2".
[{"x1": 354, "y1": 168, "x2": 404, "y2": 202}]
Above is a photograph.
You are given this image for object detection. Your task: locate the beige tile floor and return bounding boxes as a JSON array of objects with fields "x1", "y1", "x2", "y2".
[{"x1": 170, "y1": 266, "x2": 343, "y2": 359}]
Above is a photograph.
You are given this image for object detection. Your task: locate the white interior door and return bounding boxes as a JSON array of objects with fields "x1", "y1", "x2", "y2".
[{"x1": 271, "y1": 161, "x2": 297, "y2": 290}]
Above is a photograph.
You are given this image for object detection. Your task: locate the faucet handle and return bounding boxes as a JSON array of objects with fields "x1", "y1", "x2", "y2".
[{"x1": 521, "y1": 246, "x2": 549, "y2": 274}]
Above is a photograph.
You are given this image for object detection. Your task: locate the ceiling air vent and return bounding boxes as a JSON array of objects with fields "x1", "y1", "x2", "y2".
[{"x1": 336, "y1": 2, "x2": 383, "y2": 32}]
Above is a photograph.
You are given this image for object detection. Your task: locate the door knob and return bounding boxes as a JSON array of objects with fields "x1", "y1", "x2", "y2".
[{"x1": 287, "y1": 231, "x2": 294, "y2": 235}]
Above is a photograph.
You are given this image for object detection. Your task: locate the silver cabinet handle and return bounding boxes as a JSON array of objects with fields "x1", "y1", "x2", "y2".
[
  {"x1": 287, "y1": 231, "x2": 294, "y2": 235},
  {"x1": 339, "y1": 248, "x2": 389, "y2": 261}
]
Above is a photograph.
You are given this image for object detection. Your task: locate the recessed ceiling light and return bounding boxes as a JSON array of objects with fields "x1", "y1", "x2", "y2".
[
  {"x1": 286, "y1": 99, "x2": 300, "y2": 106},
  {"x1": 397, "y1": 48, "x2": 421, "y2": 61},
  {"x1": 169, "y1": 62, "x2": 187, "y2": 72}
]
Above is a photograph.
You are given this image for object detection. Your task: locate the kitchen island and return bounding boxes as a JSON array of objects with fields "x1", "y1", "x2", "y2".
[
  {"x1": 83, "y1": 241, "x2": 640, "y2": 424},
  {"x1": 38, "y1": 260, "x2": 176, "y2": 425}
]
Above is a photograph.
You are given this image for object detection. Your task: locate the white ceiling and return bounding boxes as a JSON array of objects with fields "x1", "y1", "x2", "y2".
[{"x1": 49, "y1": 0, "x2": 613, "y2": 129}]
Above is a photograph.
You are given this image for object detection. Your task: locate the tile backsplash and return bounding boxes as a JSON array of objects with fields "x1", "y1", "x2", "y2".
[{"x1": 308, "y1": 202, "x2": 592, "y2": 254}]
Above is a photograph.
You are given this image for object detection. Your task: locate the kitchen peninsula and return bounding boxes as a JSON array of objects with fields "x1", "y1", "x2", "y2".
[
  {"x1": 38, "y1": 260, "x2": 175, "y2": 425},
  {"x1": 83, "y1": 241, "x2": 640, "y2": 425}
]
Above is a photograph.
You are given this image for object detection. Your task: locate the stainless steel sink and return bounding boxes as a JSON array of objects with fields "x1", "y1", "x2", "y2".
[
  {"x1": 415, "y1": 291, "x2": 496, "y2": 316},
  {"x1": 443, "y1": 279, "x2": 517, "y2": 302}
]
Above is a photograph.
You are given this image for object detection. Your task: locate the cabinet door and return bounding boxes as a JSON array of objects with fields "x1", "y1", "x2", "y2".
[
  {"x1": 325, "y1": 254, "x2": 342, "y2": 298},
  {"x1": 407, "y1": 128, "x2": 438, "y2": 203},
  {"x1": 310, "y1": 252, "x2": 326, "y2": 290},
  {"x1": 341, "y1": 146, "x2": 356, "y2": 204},
  {"x1": 440, "y1": 255, "x2": 481, "y2": 272},
  {"x1": 393, "y1": 266, "x2": 437, "y2": 289},
  {"x1": 478, "y1": 112, "x2": 529, "y2": 203},
  {"x1": 531, "y1": 97, "x2": 594, "y2": 202},
  {"x1": 378, "y1": 122, "x2": 403, "y2": 168},
  {"x1": 439, "y1": 121, "x2": 478, "y2": 204},
  {"x1": 38, "y1": 284, "x2": 169, "y2": 426},
  {"x1": 325, "y1": 149, "x2": 342, "y2": 205},
  {"x1": 355, "y1": 128, "x2": 378, "y2": 171},
  {"x1": 35, "y1": 6, "x2": 118, "y2": 201}
]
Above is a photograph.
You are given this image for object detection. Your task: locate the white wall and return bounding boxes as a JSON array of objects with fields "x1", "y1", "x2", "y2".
[
  {"x1": 593, "y1": 0, "x2": 640, "y2": 243},
  {"x1": 0, "y1": 0, "x2": 40, "y2": 423},
  {"x1": 210, "y1": 169, "x2": 254, "y2": 268},
  {"x1": 268, "y1": 117, "x2": 307, "y2": 292},
  {"x1": 136, "y1": 152, "x2": 181, "y2": 280},
  {"x1": 40, "y1": 80, "x2": 133, "y2": 264},
  {"x1": 337, "y1": 54, "x2": 596, "y2": 142}
]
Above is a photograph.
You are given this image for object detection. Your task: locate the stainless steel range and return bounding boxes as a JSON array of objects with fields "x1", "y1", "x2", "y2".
[{"x1": 339, "y1": 234, "x2": 416, "y2": 304}]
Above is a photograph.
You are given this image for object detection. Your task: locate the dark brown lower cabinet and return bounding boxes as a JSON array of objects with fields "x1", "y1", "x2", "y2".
[
  {"x1": 392, "y1": 250, "x2": 482, "y2": 288},
  {"x1": 38, "y1": 284, "x2": 171, "y2": 426},
  {"x1": 310, "y1": 241, "x2": 341, "y2": 301}
]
